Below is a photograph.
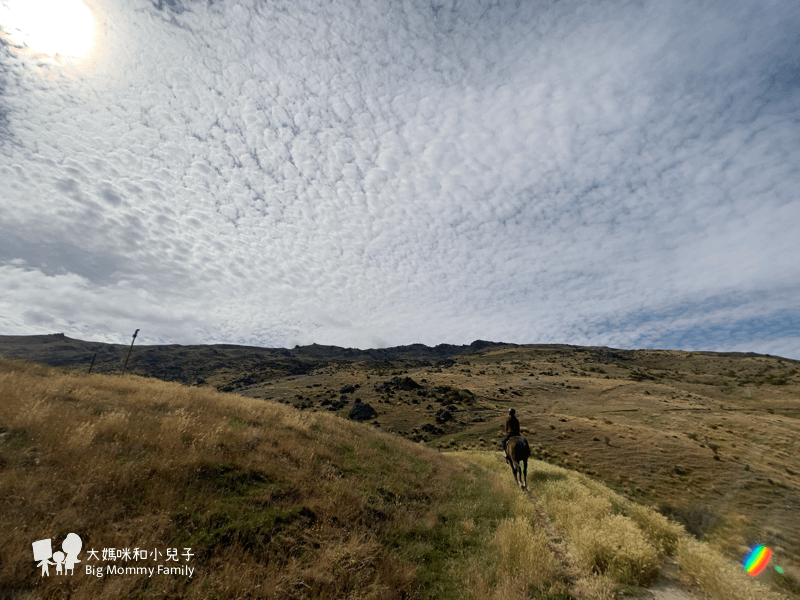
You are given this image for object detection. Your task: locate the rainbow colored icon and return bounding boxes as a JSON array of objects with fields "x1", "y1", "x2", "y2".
[{"x1": 743, "y1": 545, "x2": 772, "y2": 576}]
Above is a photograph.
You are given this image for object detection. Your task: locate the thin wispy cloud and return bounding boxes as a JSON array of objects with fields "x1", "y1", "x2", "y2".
[{"x1": 1, "y1": 0, "x2": 798, "y2": 358}]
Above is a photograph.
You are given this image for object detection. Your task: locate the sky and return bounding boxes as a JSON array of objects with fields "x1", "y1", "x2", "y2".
[{"x1": 0, "y1": 0, "x2": 798, "y2": 358}]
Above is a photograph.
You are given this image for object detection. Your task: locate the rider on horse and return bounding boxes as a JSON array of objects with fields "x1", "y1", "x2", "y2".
[{"x1": 501, "y1": 408, "x2": 520, "y2": 457}]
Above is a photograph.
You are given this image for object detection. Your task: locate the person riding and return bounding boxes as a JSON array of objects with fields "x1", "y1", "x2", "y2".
[{"x1": 501, "y1": 408, "x2": 520, "y2": 457}]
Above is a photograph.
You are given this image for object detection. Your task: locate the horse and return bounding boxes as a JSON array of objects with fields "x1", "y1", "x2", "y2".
[{"x1": 504, "y1": 436, "x2": 530, "y2": 491}]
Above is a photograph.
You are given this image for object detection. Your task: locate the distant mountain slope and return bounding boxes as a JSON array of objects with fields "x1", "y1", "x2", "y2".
[{"x1": 0, "y1": 334, "x2": 517, "y2": 386}]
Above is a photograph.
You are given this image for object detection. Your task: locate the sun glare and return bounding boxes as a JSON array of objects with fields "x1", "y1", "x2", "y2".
[{"x1": 0, "y1": 0, "x2": 96, "y2": 59}]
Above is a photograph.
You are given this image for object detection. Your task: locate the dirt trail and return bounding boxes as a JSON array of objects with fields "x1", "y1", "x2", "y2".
[
  {"x1": 648, "y1": 582, "x2": 701, "y2": 600},
  {"x1": 524, "y1": 492, "x2": 705, "y2": 600},
  {"x1": 646, "y1": 560, "x2": 706, "y2": 600}
]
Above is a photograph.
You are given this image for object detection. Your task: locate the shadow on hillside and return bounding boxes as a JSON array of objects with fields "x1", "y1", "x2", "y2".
[{"x1": 526, "y1": 470, "x2": 568, "y2": 484}]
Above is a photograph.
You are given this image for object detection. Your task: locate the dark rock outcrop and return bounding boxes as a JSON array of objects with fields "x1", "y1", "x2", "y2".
[
  {"x1": 435, "y1": 409, "x2": 453, "y2": 424},
  {"x1": 421, "y1": 423, "x2": 443, "y2": 435},
  {"x1": 349, "y1": 400, "x2": 377, "y2": 421},
  {"x1": 374, "y1": 376, "x2": 423, "y2": 394}
]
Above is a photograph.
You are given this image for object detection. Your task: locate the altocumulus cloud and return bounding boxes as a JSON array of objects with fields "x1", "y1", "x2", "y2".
[{"x1": 1, "y1": 0, "x2": 798, "y2": 357}]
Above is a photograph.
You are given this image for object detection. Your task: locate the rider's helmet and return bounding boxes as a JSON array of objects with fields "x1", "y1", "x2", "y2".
[{"x1": 508, "y1": 408, "x2": 515, "y2": 415}]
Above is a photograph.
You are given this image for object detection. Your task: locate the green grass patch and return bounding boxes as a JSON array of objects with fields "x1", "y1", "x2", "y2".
[
  {"x1": 387, "y1": 460, "x2": 518, "y2": 600},
  {"x1": 1, "y1": 426, "x2": 33, "y2": 448}
]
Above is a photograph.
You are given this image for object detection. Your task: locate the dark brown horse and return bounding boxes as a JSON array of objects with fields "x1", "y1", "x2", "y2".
[{"x1": 504, "y1": 436, "x2": 530, "y2": 491}]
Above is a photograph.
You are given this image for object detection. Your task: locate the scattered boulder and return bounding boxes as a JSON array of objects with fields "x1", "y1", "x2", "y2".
[
  {"x1": 392, "y1": 376, "x2": 422, "y2": 391},
  {"x1": 340, "y1": 384, "x2": 356, "y2": 394},
  {"x1": 349, "y1": 400, "x2": 377, "y2": 421},
  {"x1": 374, "y1": 376, "x2": 423, "y2": 393},
  {"x1": 435, "y1": 409, "x2": 453, "y2": 424},
  {"x1": 421, "y1": 423, "x2": 443, "y2": 435},
  {"x1": 327, "y1": 398, "x2": 349, "y2": 411}
]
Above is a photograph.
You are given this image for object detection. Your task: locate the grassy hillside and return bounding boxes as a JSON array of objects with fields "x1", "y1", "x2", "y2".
[{"x1": 0, "y1": 357, "x2": 796, "y2": 599}]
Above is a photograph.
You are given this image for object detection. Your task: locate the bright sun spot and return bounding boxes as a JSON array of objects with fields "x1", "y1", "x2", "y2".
[{"x1": 0, "y1": 0, "x2": 96, "y2": 59}]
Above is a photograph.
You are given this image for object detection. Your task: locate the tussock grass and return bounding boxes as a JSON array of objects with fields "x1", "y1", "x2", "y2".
[
  {"x1": 570, "y1": 574, "x2": 616, "y2": 600},
  {"x1": 490, "y1": 517, "x2": 559, "y2": 597},
  {"x1": 464, "y1": 452, "x2": 660, "y2": 590},
  {"x1": 457, "y1": 455, "x2": 561, "y2": 600},
  {"x1": 1, "y1": 357, "x2": 792, "y2": 600},
  {"x1": 458, "y1": 452, "x2": 790, "y2": 600},
  {"x1": 532, "y1": 469, "x2": 659, "y2": 587},
  {"x1": 0, "y1": 358, "x2": 495, "y2": 600},
  {"x1": 676, "y1": 537, "x2": 788, "y2": 600}
]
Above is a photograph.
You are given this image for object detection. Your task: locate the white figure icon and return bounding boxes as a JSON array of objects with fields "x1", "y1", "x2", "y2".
[
  {"x1": 33, "y1": 534, "x2": 82, "y2": 577},
  {"x1": 62, "y1": 533, "x2": 82, "y2": 575},
  {"x1": 32, "y1": 539, "x2": 54, "y2": 577},
  {"x1": 53, "y1": 551, "x2": 65, "y2": 575}
]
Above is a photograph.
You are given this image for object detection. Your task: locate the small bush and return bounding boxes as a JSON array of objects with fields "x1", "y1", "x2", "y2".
[{"x1": 658, "y1": 504, "x2": 718, "y2": 540}]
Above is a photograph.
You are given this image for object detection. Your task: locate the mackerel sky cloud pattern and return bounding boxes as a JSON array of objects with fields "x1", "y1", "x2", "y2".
[{"x1": 1, "y1": 0, "x2": 798, "y2": 356}]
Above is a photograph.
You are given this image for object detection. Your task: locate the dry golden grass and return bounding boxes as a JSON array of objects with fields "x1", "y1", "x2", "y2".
[
  {"x1": 0, "y1": 358, "x2": 481, "y2": 599},
  {"x1": 457, "y1": 455, "x2": 560, "y2": 600},
  {"x1": 1, "y1": 355, "x2": 795, "y2": 600},
  {"x1": 570, "y1": 573, "x2": 616, "y2": 600},
  {"x1": 460, "y1": 450, "x2": 793, "y2": 600},
  {"x1": 676, "y1": 537, "x2": 788, "y2": 600},
  {"x1": 492, "y1": 517, "x2": 558, "y2": 592}
]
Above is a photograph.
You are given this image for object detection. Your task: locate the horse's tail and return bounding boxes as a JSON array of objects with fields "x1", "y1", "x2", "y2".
[{"x1": 515, "y1": 437, "x2": 530, "y2": 461}]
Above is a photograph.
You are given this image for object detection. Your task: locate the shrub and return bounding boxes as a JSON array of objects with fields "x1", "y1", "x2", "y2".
[{"x1": 658, "y1": 503, "x2": 718, "y2": 540}]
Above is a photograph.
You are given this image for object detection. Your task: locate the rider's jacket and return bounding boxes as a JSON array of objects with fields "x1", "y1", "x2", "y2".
[{"x1": 504, "y1": 414, "x2": 520, "y2": 436}]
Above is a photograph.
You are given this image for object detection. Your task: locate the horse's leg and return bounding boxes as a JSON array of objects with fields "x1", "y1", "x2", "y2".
[
  {"x1": 507, "y1": 449, "x2": 520, "y2": 485},
  {"x1": 522, "y1": 458, "x2": 528, "y2": 491},
  {"x1": 511, "y1": 460, "x2": 522, "y2": 487},
  {"x1": 508, "y1": 457, "x2": 517, "y2": 482}
]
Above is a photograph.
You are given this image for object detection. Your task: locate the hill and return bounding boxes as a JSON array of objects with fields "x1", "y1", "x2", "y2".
[
  {"x1": 0, "y1": 334, "x2": 513, "y2": 387},
  {"x1": 1, "y1": 336, "x2": 799, "y2": 599}
]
